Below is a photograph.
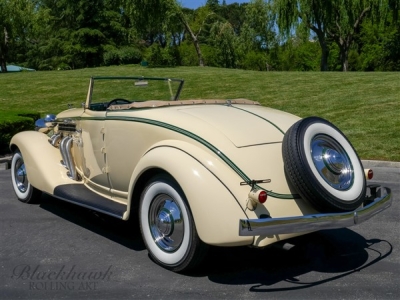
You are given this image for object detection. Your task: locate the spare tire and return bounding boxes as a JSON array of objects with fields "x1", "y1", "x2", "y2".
[{"x1": 282, "y1": 117, "x2": 366, "y2": 212}]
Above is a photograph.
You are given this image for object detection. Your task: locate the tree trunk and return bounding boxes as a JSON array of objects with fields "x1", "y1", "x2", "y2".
[
  {"x1": 179, "y1": 14, "x2": 205, "y2": 67},
  {"x1": 310, "y1": 25, "x2": 329, "y2": 71},
  {"x1": 330, "y1": 7, "x2": 370, "y2": 72},
  {"x1": 340, "y1": 46, "x2": 349, "y2": 72},
  {"x1": 192, "y1": 37, "x2": 204, "y2": 67},
  {"x1": 0, "y1": 27, "x2": 9, "y2": 73},
  {"x1": 335, "y1": 35, "x2": 351, "y2": 72},
  {"x1": 320, "y1": 42, "x2": 330, "y2": 71}
]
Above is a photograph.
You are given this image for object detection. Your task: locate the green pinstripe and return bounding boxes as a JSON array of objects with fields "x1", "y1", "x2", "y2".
[{"x1": 57, "y1": 111, "x2": 298, "y2": 199}]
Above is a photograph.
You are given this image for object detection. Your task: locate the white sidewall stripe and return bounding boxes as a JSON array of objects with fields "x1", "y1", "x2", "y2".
[
  {"x1": 11, "y1": 153, "x2": 30, "y2": 200},
  {"x1": 141, "y1": 182, "x2": 190, "y2": 265},
  {"x1": 303, "y1": 123, "x2": 363, "y2": 201}
]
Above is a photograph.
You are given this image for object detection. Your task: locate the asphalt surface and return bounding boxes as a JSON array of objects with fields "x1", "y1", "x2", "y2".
[{"x1": 0, "y1": 161, "x2": 399, "y2": 299}]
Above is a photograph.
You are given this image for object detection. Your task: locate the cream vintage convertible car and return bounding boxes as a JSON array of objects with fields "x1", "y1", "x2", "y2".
[{"x1": 10, "y1": 76, "x2": 392, "y2": 272}]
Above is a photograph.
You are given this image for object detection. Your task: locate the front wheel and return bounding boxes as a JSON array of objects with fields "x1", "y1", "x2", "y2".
[
  {"x1": 139, "y1": 174, "x2": 207, "y2": 272},
  {"x1": 11, "y1": 150, "x2": 41, "y2": 203}
]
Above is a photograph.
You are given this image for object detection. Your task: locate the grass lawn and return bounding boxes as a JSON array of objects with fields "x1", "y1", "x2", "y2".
[{"x1": 0, "y1": 65, "x2": 399, "y2": 161}]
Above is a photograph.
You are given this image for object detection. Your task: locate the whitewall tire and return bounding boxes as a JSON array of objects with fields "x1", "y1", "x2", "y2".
[
  {"x1": 282, "y1": 117, "x2": 366, "y2": 212},
  {"x1": 139, "y1": 174, "x2": 207, "y2": 272},
  {"x1": 11, "y1": 150, "x2": 41, "y2": 203}
]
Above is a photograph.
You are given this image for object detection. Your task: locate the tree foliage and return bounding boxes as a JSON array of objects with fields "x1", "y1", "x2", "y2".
[
  {"x1": 274, "y1": 0, "x2": 399, "y2": 71},
  {"x1": 1, "y1": 0, "x2": 399, "y2": 72},
  {"x1": 0, "y1": 0, "x2": 35, "y2": 72}
]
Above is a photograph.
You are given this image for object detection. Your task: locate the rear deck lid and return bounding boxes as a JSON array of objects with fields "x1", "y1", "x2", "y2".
[{"x1": 179, "y1": 105, "x2": 285, "y2": 147}]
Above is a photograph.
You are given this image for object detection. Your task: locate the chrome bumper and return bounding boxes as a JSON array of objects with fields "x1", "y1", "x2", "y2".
[{"x1": 239, "y1": 186, "x2": 392, "y2": 236}]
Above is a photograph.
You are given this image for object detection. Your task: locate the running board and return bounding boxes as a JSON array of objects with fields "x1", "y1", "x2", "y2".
[{"x1": 53, "y1": 184, "x2": 127, "y2": 219}]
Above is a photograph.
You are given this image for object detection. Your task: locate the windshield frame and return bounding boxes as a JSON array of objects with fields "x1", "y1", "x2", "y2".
[{"x1": 84, "y1": 76, "x2": 185, "y2": 110}]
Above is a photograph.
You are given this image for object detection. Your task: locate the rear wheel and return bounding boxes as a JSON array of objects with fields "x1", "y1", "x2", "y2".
[
  {"x1": 11, "y1": 150, "x2": 41, "y2": 203},
  {"x1": 282, "y1": 117, "x2": 366, "y2": 212},
  {"x1": 139, "y1": 174, "x2": 207, "y2": 272}
]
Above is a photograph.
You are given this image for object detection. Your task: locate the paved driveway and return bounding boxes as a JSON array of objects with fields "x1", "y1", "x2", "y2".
[{"x1": 0, "y1": 165, "x2": 398, "y2": 300}]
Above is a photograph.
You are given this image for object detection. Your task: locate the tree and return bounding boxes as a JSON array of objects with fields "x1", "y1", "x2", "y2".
[
  {"x1": 210, "y1": 21, "x2": 238, "y2": 67},
  {"x1": 220, "y1": 2, "x2": 248, "y2": 35},
  {"x1": 326, "y1": 1, "x2": 399, "y2": 71},
  {"x1": 0, "y1": 0, "x2": 34, "y2": 72},
  {"x1": 274, "y1": 0, "x2": 399, "y2": 71},
  {"x1": 243, "y1": 0, "x2": 276, "y2": 51},
  {"x1": 179, "y1": 6, "x2": 219, "y2": 66},
  {"x1": 357, "y1": 16, "x2": 400, "y2": 71},
  {"x1": 206, "y1": 0, "x2": 220, "y2": 12},
  {"x1": 26, "y1": 0, "x2": 131, "y2": 70},
  {"x1": 275, "y1": 0, "x2": 333, "y2": 71},
  {"x1": 122, "y1": 0, "x2": 214, "y2": 66}
]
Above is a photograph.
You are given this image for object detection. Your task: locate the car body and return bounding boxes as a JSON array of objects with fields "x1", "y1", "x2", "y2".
[{"x1": 10, "y1": 76, "x2": 392, "y2": 272}]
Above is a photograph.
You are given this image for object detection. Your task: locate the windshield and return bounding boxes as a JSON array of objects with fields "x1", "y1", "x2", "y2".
[{"x1": 89, "y1": 76, "x2": 184, "y2": 107}]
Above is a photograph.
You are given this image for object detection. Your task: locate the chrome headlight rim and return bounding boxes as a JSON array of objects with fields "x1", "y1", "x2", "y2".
[{"x1": 35, "y1": 114, "x2": 56, "y2": 131}]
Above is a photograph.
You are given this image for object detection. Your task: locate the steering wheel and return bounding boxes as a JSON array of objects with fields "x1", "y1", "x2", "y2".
[{"x1": 106, "y1": 98, "x2": 131, "y2": 108}]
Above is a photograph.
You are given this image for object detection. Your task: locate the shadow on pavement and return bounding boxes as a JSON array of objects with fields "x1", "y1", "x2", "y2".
[
  {"x1": 193, "y1": 229, "x2": 392, "y2": 291},
  {"x1": 39, "y1": 194, "x2": 145, "y2": 251},
  {"x1": 39, "y1": 193, "x2": 392, "y2": 292}
]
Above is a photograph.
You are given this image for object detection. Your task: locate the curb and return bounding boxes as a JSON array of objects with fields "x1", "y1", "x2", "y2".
[
  {"x1": 0, "y1": 155, "x2": 11, "y2": 171},
  {"x1": 362, "y1": 160, "x2": 400, "y2": 169},
  {"x1": 1, "y1": 154, "x2": 399, "y2": 171}
]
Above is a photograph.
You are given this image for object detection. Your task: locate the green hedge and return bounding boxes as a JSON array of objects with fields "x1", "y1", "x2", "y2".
[{"x1": 0, "y1": 113, "x2": 40, "y2": 147}]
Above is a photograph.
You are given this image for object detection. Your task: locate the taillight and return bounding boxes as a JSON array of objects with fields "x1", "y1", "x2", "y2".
[
  {"x1": 364, "y1": 169, "x2": 373, "y2": 180},
  {"x1": 247, "y1": 189, "x2": 268, "y2": 210},
  {"x1": 258, "y1": 190, "x2": 267, "y2": 203}
]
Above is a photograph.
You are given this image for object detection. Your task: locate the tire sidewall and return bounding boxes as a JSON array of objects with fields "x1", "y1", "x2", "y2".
[
  {"x1": 11, "y1": 151, "x2": 33, "y2": 202},
  {"x1": 140, "y1": 180, "x2": 191, "y2": 267},
  {"x1": 300, "y1": 120, "x2": 365, "y2": 203}
]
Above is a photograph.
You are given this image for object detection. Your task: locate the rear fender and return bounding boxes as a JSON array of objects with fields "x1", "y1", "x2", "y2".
[
  {"x1": 10, "y1": 131, "x2": 77, "y2": 194},
  {"x1": 126, "y1": 140, "x2": 253, "y2": 246}
]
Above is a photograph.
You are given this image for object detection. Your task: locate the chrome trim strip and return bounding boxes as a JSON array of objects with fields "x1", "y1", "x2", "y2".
[{"x1": 239, "y1": 187, "x2": 392, "y2": 236}]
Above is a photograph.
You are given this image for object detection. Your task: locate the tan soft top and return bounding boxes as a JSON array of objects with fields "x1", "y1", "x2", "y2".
[{"x1": 107, "y1": 98, "x2": 260, "y2": 110}]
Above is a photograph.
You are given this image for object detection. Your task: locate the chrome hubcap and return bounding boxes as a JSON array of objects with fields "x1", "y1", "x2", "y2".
[
  {"x1": 14, "y1": 158, "x2": 28, "y2": 193},
  {"x1": 311, "y1": 134, "x2": 354, "y2": 190},
  {"x1": 149, "y1": 194, "x2": 184, "y2": 252}
]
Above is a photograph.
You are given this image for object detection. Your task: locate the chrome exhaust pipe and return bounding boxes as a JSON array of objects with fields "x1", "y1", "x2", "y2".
[
  {"x1": 49, "y1": 132, "x2": 62, "y2": 148},
  {"x1": 59, "y1": 136, "x2": 78, "y2": 181},
  {"x1": 65, "y1": 137, "x2": 77, "y2": 181},
  {"x1": 60, "y1": 136, "x2": 69, "y2": 169}
]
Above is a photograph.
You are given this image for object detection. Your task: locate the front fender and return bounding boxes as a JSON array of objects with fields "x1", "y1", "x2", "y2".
[
  {"x1": 126, "y1": 140, "x2": 253, "y2": 246},
  {"x1": 10, "y1": 131, "x2": 76, "y2": 194}
]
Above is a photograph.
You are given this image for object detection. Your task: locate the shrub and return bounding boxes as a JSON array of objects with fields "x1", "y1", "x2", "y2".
[
  {"x1": 103, "y1": 47, "x2": 143, "y2": 66},
  {"x1": 103, "y1": 50, "x2": 120, "y2": 66},
  {"x1": 145, "y1": 44, "x2": 178, "y2": 67},
  {"x1": 239, "y1": 51, "x2": 266, "y2": 71},
  {"x1": 178, "y1": 42, "x2": 198, "y2": 66},
  {"x1": 119, "y1": 47, "x2": 142, "y2": 65},
  {"x1": 0, "y1": 113, "x2": 39, "y2": 147}
]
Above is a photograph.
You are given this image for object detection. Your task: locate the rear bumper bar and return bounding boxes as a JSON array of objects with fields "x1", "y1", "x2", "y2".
[{"x1": 239, "y1": 186, "x2": 392, "y2": 236}]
